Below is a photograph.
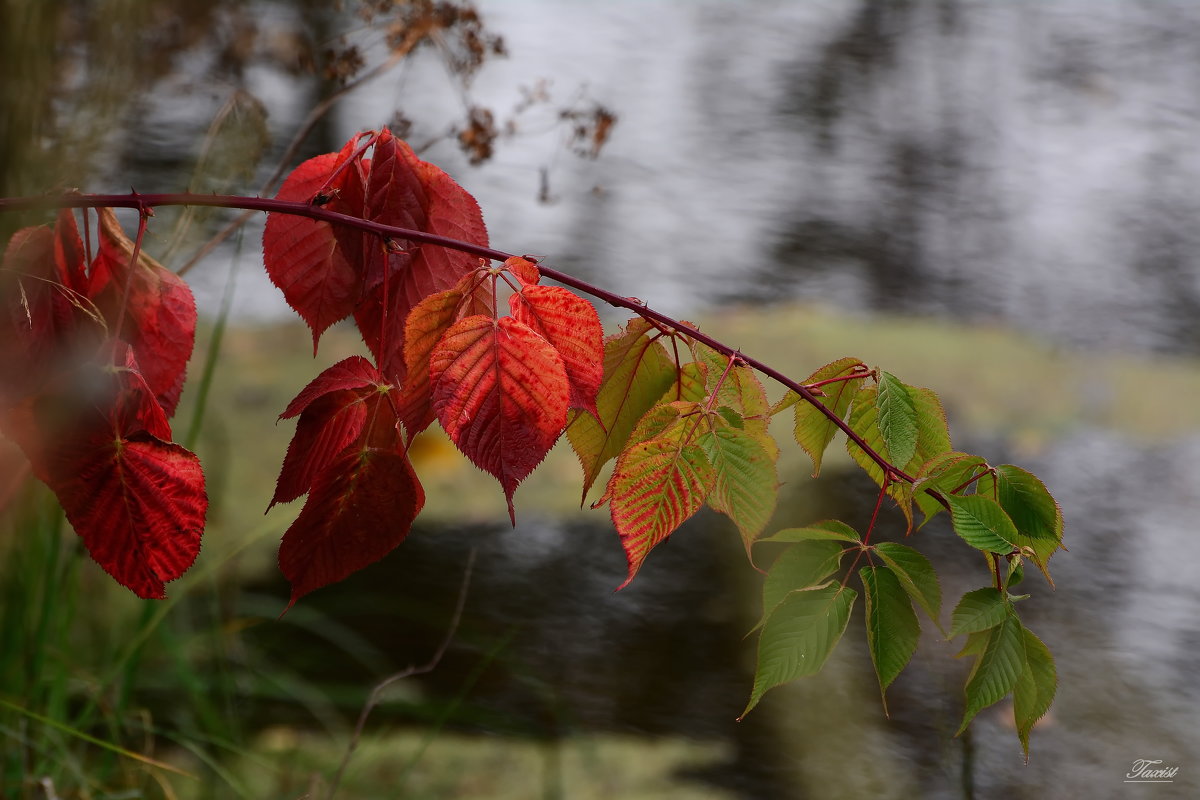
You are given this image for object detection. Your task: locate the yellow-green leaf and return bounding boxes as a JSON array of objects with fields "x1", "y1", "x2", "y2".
[
  {"x1": 787, "y1": 357, "x2": 867, "y2": 476},
  {"x1": 608, "y1": 436, "x2": 714, "y2": 589},
  {"x1": 698, "y1": 421, "x2": 779, "y2": 553},
  {"x1": 567, "y1": 317, "x2": 676, "y2": 502}
]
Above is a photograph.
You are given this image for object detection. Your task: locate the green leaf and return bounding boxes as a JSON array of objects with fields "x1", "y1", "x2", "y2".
[
  {"x1": 1014, "y1": 625, "x2": 1057, "y2": 759},
  {"x1": 698, "y1": 420, "x2": 779, "y2": 552},
  {"x1": 860, "y1": 566, "x2": 920, "y2": 714},
  {"x1": 978, "y1": 465, "x2": 1064, "y2": 585},
  {"x1": 911, "y1": 451, "x2": 990, "y2": 528},
  {"x1": 759, "y1": 519, "x2": 861, "y2": 544},
  {"x1": 845, "y1": 384, "x2": 952, "y2": 532},
  {"x1": 567, "y1": 317, "x2": 677, "y2": 503},
  {"x1": 759, "y1": 540, "x2": 847, "y2": 629},
  {"x1": 945, "y1": 494, "x2": 1018, "y2": 554},
  {"x1": 949, "y1": 587, "x2": 1007, "y2": 637},
  {"x1": 955, "y1": 629, "x2": 990, "y2": 659},
  {"x1": 786, "y1": 357, "x2": 867, "y2": 476},
  {"x1": 958, "y1": 613, "x2": 1025, "y2": 735},
  {"x1": 876, "y1": 371, "x2": 919, "y2": 468},
  {"x1": 742, "y1": 585, "x2": 857, "y2": 718},
  {"x1": 873, "y1": 541, "x2": 942, "y2": 627}
]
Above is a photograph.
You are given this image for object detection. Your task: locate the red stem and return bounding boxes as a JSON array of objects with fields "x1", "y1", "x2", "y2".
[{"x1": 0, "y1": 191, "x2": 912, "y2": 483}]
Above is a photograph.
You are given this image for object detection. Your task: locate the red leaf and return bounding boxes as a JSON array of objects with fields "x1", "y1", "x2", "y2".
[
  {"x1": 429, "y1": 315, "x2": 569, "y2": 522},
  {"x1": 271, "y1": 389, "x2": 368, "y2": 508},
  {"x1": 353, "y1": 133, "x2": 490, "y2": 379},
  {"x1": 509, "y1": 284, "x2": 604, "y2": 417},
  {"x1": 279, "y1": 447, "x2": 424, "y2": 607},
  {"x1": 361, "y1": 128, "x2": 428, "y2": 290},
  {"x1": 503, "y1": 256, "x2": 540, "y2": 286},
  {"x1": 0, "y1": 226, "x2": 59, "y2": 400},
  {"x1": 33, "y1": 356, "x2": 204, "y2": 599},
  {"x1": 263, "y1": 137, "x2": 366, "y2": 351},
  {"x1": 272, "y1": 356, "x2": 389, "y2": 508},
  {"x1": 278, "y1": 355, "x2": 383, "y2": 420},
  {"x1": 53, "y1": 209, "x2": 88, "y2": 292},
  {"x1": 88, "y1": 208, "x2": 197, "y2": 417}
]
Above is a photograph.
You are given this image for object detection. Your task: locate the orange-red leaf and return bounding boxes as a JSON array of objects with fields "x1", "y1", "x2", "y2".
[
  {"x1": 608, "y1": 436, "x2": 714, "y2": 588},
  {"x1": 429, "y1": 315, "x2": 569, "y2": 521},
  {"x1": 394, "y1": 270, "x2": 491, "y2": 436},
  {"x1": 509, "y1": 284, "x2": 603, "y2": 417},
  {"x1": 503, "y1": 256, "x2": 540, "y2": 286},
  {"x1": 279, "y1": 447, "x2": 423, "y2": 608}
]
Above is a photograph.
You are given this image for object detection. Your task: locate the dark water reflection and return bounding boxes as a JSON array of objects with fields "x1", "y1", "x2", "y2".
[{"x1": 235, "y1": 429, "x2": 1200, "y2": 799}]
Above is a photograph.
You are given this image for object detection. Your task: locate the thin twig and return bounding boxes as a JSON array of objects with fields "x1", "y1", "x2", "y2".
[{"x1": 325, "y1": 548, "x2": 476, "y2": 800}]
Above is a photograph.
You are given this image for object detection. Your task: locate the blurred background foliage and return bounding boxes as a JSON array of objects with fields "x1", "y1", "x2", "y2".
[{"x1": 3, "y1": 1, "x2": 1200, "y2": 798}]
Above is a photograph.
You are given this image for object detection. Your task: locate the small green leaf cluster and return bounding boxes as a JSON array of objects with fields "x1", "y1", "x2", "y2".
[{"x1": 744, "y1": 361, "x2": 1063, "y2": 756}]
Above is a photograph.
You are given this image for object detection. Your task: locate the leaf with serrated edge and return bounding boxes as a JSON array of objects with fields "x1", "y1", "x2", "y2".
[
  {"x1": 608, "y1": 435, "x2": 714, "y2": 588},
  {"x1": 742, "y1": 585, "x2": 857, "y2": 718},
  {"x1": 698, "y1": 420, "x2": 778, "y2": 553},
  {"x1": 788, "y1": 357, "x2": 867, "y2": 476},
  {"x1": 503, "y1": 256, "x2": 540, "y2": 286},
  {"x1": 1014, "y1": 625, "x2": 1057, "y2": 759},
  {"x1": 861, "y1": 566, "x2": 920, "y2": 715},
  {"x1": 758, "y1": 540, "x2": 846, "y2": 631},
  {"x1": 510, "y1": 285, "x2": 604, "y2": 417},
  {"x1": 876, "y1": 371, "x2": 919, "y2": 468},
  {"x1": 873, "y1": 541, "x2": 942, "y2": 628},
  {"x1": 430, "y1": 315, "x2": 569, "y2": 522},
  {"x1": 946, "y1": 494, "x2": 1018, "y2": 554},
  {"x1": 949, "y1": 587, "x2": 1007, "y2": 638},
  {"x1": 846, "y1": 384, "x2": 951, "y2": 532},
  {"x1": 958, "y1": 613, "x2": 1025, "y2": 735},
  {"x1": 567, "y1": 317, "x2": 676, "y2": 502},
  {"x1": 978, "y1": 465, "x2": 1064, "y2": 585},
  {"x1": 263, "y1": 137, "x2": 365, "y2": 351},
  {"x1": 395, "y1": 270, "x2": 486, "y2": 436},
  {"x1": 279, "y1": 447, "x2": 424, "y2": 608}
]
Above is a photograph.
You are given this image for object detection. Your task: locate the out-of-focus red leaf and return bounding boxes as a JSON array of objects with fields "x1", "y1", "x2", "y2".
[
  {"x1": 429, "y1": 315, "x2": 570, "y2": 521},
  {"x1": 509, "y1": 284, "x2": 603, "y2": 417},
  {"x1": 27, "y1": 351, "x2": 203, "y2": 599},
  {"x1": 279, "y1": 447, "x2": 424, "y2": 608},
  {"x1": 263, "y1": 136, "x2": 366, "y2": 351},
  {"x1": 0, "y1": 227, "x2": 59, "y2": 401},
  {"x1": 88, "y1": 208, "x2": 196, "y2": 417},
  {"x1": 53, "y1": 209, "x2": 88, "y2": 291}
]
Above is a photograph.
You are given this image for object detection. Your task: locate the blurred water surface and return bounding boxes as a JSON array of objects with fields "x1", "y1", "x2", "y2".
[{"x1": 16, "y1": 0, "x2": 1200, "y2": 797}]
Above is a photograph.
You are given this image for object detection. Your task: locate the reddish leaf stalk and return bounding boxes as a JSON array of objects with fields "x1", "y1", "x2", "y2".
[
  {"x1": 950, "y1": 468, "x2": 994, "y2": 497},
  {"x1": 111, "y1": 207, "x2": 151, "y2": 350},
  {"x1": 805, "y1": 366, "x2": 871, "y2": 391},
  {"x1": 0, "y1": 191, "x2": 911, "y2": 483}
]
